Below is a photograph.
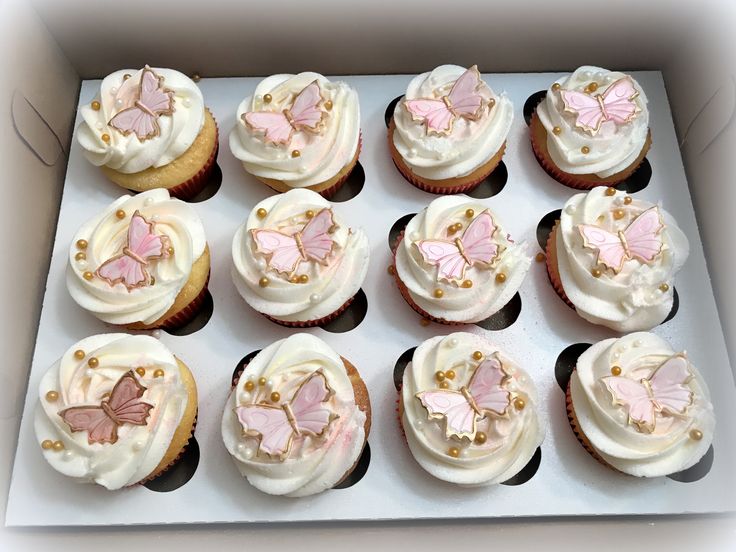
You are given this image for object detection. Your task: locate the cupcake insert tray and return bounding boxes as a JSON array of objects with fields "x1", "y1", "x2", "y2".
[{"x1": 6, "y1": 72, "x2": 736, "y2": 526}]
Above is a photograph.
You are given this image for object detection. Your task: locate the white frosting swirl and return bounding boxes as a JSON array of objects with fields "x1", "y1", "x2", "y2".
[
  {"x1": 392, "y1": 65, "x2": 512, "y2": 180},
  {"x1": 556, "y1": 187, "x2": 689, "y2": 332},
  {"x1": 402, "y1": 333, "x2": 544, "y2": 485},
  {"x1": 76, "y1": 67, "x2": 205, "y2": 174},
  {"x1": 229, "y1": 72, "x2": 360, "y2": 188},
  {"x1": 232, "y1": 188, "x2": 369, "y2": 322},
  {"x1": 395, "y1": 195, "x2": 530, "y2": 323},
  {"x1": 34, "y1": 334, "x2": 192, "y2": 490},
  {"x1": 536, "y1": 66, "x2": 649, "y2": 177},
  {"x1": 570, "y1": 332, "x2": 715, "y2": 477},
  {"x1": 67, "y1": 189, "x2": 207, "y2": 326},
  {"x1": 221, "y1": 334, "x2": 367, "y2": 497}
]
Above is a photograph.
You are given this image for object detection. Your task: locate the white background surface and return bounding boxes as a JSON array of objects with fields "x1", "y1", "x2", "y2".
[{"x1": 5, "y1": 72, "x2": 735, "y2": 528}]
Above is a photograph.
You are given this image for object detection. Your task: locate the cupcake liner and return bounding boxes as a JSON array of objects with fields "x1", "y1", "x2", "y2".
[
  {"x1": 166, "y1": 110, "x2": 220, "y2": 201},
  {"x1": 134, "y1": 412, "x2": 198, "y2": 487},
  {"x1": 261, "y1": 294, "x2": 355, "y2": 328},
  {"x1": 315, "y1": 134, "x2": 362, "y2": 199},
  {"x1": 544, "y1": 222, "x2": 575, "y2": 309},
  {"x1": 159, "y1": 272, "x2": 211, "y2": 330}
]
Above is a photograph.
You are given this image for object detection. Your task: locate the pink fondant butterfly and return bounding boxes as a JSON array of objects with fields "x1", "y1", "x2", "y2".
[
  {"x1": 95, "y1": 211, "x2": 169, "y2": 291},
  {"x1": 415, "y1": 210, "x2": 500, "y2": 282},
  {"x1": 560, "y1": 77, "x2": 639, "y2": 135},
  {"x1": 416, "y1": 355, "x2": 511, "y2": 440},
  {"x1": 602, "y1": 354, "x2": 693, "y2": 433},
  {"x1": 109, "y1": 66, "x2": 175, "y2": 142},
  {"x1": 236, "y1": 370, "x2": 337, "y2": 460},
  {"x1": 251, "y1": 208, "x2": 335, "y2": 276},
  {"x1": 404, "y1": 65, "x2": 487, "y2": 135},
  {"x1": 578, "y1": 206, "x2": 664, "y2": 274},
  {"x1": 243, "y1": 80, "x2": 326, "y2": 145},
  {"x1": 59, "y1": 371, "x2": 154, "y2": 445}
]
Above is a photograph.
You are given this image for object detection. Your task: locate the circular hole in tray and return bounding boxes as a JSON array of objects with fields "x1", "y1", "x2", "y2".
[
  {"x1": 329, "y1": 161, "x2": 364, "y2": 202},
  {"x1": 393, "y1": 347, "x2": 417, "y2": 391},
  {"x1": 165, "y1": 289, "x2": 214, "y2": 336},
  {"x1": 232, "y1": 350, "x2": 263, "y2": 385},
  {"x1": 332, "y1": 442, "x2": 371, "y2": 489},
  {"x1": 388, "y1": 213, "x2": 417, "y2": 251},
  {"x1": 475, "y1": 292, "x2": 522, "y2": 331},
  {"x1": 662, "y1": 287, "x2": 679, "y2": 324},
  {"x1": 189, "y1": 161, "x2": 223, "y2": 203},
  {"x1": 555, "y1": 343, "x2": 592, "y2": 392},
  {"x1": 614, "y1": 158, "x2": 652, "y2": 194},
  {"x1": 667, "y1": 445, "x2": 714, "y2": 483},
  {"x1": 322, "y1": 289, "x2": 368, "y2": 333},
  {"x1": 536, "y1": 209, "x2": 562, "y2": 250},
  {"x1": 143, "y1": 435, "x2": 200, "y2": 492},
  {"x1": 384, "y1": 95, "x2": 404, "y2": 128},
  {"x1": 523, "y1": 90, "x2": 548, "y2": 126},
  {"x1": 500, "y1": 446, "x2": 542, "y2": 486},
  {"x1": 465, "y1": 161, "x2": 508, "y2": 199}
]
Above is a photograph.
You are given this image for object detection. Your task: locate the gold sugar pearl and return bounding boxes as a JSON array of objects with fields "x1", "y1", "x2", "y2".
[
  {"x1": 474, "y1": 432, "x2": 487, "y2": 445},
  {"x1": 613, "y1": 209, "x2": 626, "y2": 220},
  {"x1": 87, "y1": 357, "x2": 99, "y2": 368},
  {"x1": 448, "y1": 224, "x2": 458, "y2": 235},
  {"x1": 270, "y1": 391, "x2": 281, "y2": 402},
  {"x1": 624, "y1": 196, "x2": 633, "y2": 205},
  {"x1": 433, "y1": 288, "x2": 444, "y2": 298},
  {"x1": 305, "y1": 210, "x2": 315, "y2": 219},
  {"x1": 454, "y1": 223, "x2": 463, "y2": 232},
  {"x1": 258, "y1": 377, "x2": 267, "y2": 386},
  {"x1": 435, "y1": 371, "x2": 446, "y2": 382},
  {"x1": 136, "y1": 367, "x2": 146, "y2": 377},
  {"x1": 495, "y1": 272, "x2": 507, "y2": 284},
  {"x1": 41, "y1": 440, "x2": 54, "y2": 450},
  {"x1": 123, "y1": 73, "x2": 131, "y2": 80},
  {"x1": 101, "y1": 133, "x2": 111, "y2": 144},
  {"x1": 591, "y1": 268, "x2": 602, "y2": 278},
  {"x1": 291, "y1": 150, "x2": 301, "y2": 158},
  {"x1": 115, "y1": 209, "x2": 126, "y2": 219},
  {"x1": 166, "y1": 246, "x2": 174, "y2": 256},
  {"x1": 552, "y1": 126, "x2": 562, "y2": 135},
  {"x1": 445, "y1": 370, "x2": 456, "y2": 380},
  {"x1": 244, "y1": 380, "x2": 255, "y2": 392},
  {"x1": 387, "y1": 265, "x2": 395, "y2": 276},
  {"x1": 448, "y1": 447, "x2": 460, "y2": 458},
  {"x1": 324, "y1": 100, "x2": 333, "y2": 111},
  {"x1": 420, "y1": 318, "x2": 431, "y2": 327},
  {"x1": 659, "y1": 283, "x2": 670, "y2": 292},
  {"x1": 290, "y1": 275, "x2": 299, "y2": 284},
  {"x1": 75, "y1": 252, "x2": 86, "y2": 261},
  {"x1": 488, "y1": 98, "x2": 496, "y2": 108},
  {"x1": 74, "y1": 349, "x2": 85, "y2": 360},
  {"x1": 263, "y1": 93, "x2": 272, "y2": 104},
  {"x1": 581, "y1": 145, "x2": 590, "y2": 154},
  {"x1": 461, "y1": 280, "x2": 473, "y2": 288},
  {"x1": 91, "y1": 100, "x2": 101, "y2": 111},
  {"x1": 52, "y1": 441, "x2": 64, "y2": 451},
  {"x1": 585, "y1": 82, "x2": 599, "y2": 93},
  {"x1": 690, "y1": 429, "x2": 703, "y2": 441},
  {"x1": 83, "y1": 271, "x2": 94, "y2": 281},
  {"x1": 256, "y1": 208, "x2": 268, "y2": 219},
  {"x1": 192, "y1": 73, "x2": 201, "y2": 82},
  {"x1": 551, "y1": 83, "x2": 561, "y2": 91},
  {"x1": 259, "y1": 277, "x2": 270, "y2": 288},
  {"x1": 76, "y1": 239, "x2": 88, "y2": 250},
  {"x1": 298, "y1": 274, "x2": 309, "y2": 284},
  {"x1": 439, "y1": 381, "x2": 449, "y2": 389},
  {"x1": 153, "y1": 369, "x2": 165, "y2": 378},
  {"x1": 472, "y1": 351, "x2": 483, "y2": 361},
  {"x1": 465, "y1": 209, "x2": 475, "y2": 219},
  {"x1": 514, "y1": 397, "x2": 526, "y2": 410},
  {"x1": 611, "y1": 366, "x2": 622, "y2": 376},
  {"x1": 535, "y1": 252, "x2": 546, "y2": 263},
  {"x1": 45, "y1": 391, "x2": 59, "y2": 402},
  {"x1": 150, "y1": 276, "x2": 156, "y2": 286},
  {"x1": 605, "y1": 187, "x2": 617, "y2": 196},
  {"x1": 101, "y1": 392, "x2": 110, "y2": 399}
]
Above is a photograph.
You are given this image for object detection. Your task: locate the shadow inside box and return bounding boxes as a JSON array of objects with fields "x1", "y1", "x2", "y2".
[
  {"x1": 165, "y1": 290, "x2": 214, "y2": 336},
  {"x1": 329, "y1": 161, "x2": 364, "y2": 202},
  {"x1": 143, "y1": 435, "x2": 200, "y2": 492}
]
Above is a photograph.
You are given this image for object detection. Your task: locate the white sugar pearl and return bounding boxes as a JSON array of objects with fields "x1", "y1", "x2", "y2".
[
  {"x1": 594, "y1": 72, "x2": 604, "y2": 82},
  {"x1": 565, "y1": 205, "x2": 576, "y2": 215},
  {"x1": 434, "y1": 152, "x2": 444, "y2": 160},
  {"x1": 519, "y1": 376, "x2": 527, "y2": 384},
  {"x1": 634, "y1": 339, "x2": 643, "y2": 348},
  {"x1": 243, "y1": 448, "x2": 255, "y2": 459},
  {"x1": 290, "y1": 217, "x2": 298, "y2": 224},
  {"x1": 617, "y1": 411, "x2": 626, "y2": 422},
  {"x1": 408, "y1": 148, "x2": 417, "y2": 157},
  {"x1": 151, "y1": 214, "x2": 159, "y2": 222},
  {"x1": 115, "y1": 98, "x2": 124, "y2": 108},
  {"x1": 309, "y1": 294, "x2": 321, "y2": 303},
  {"x1": 613, "y1": 352, "x2": 621, "y2": 360},
  {"x1": 239, "y1": 392, "x2": 251, "y2": 403},
  {"x1": 182, "y1": 98, "x2": 191, "y2": 108},
  {"x1": 110, "y1": 87, "x2": 118, "y2": 95},
  {"x1": 299, "y1": 166, "x2": 307, "y2": 173},
  {"x1": 448, "y1": 338, "x2": 459, "y2": 348},
  {"x1": 144, "y1": 197, "x2": 154, "y2": 206},
  {"x1": 460, "y1": 448, "x2": 469, "y2": 458},
  {"x1": 255, "y1": 95, "x2": 262, "y2": 102},
  {"x1": 95, "y1": 122, "x2": 104, "y2": 130},
  {"x1": 236, "y1": 443, "x2": 246, "y2": 453},
  {"x1": 63, "y1": 450, "x2": 73, "y2": 461},
  {"x1": 132, "y1": 441, "x2": 144, "y2": 451},
  {"x1": 77, "y1": 260, "x2": 88, "y2": 269},
  {"x1": 267, "y1": 379, "x2": 274, "y2": 389},
  {"x1": 152, "y1": 330, "x2": 162, "y2": 339},
  {"x1": 85, "y1": 369, "x2": 95, "y2": 378},
  {"x1": 581, "y1": 71, "x2": 592, "y2": 80},
  {"x1": 414, "y1": 419, "x2": 424, "y2": 430},
  {"x1": 604, "y1": 75, "x2": 613, "y2": 84},
  {"x1": 257, "y1": 258, "x2": 266, "y2": 269}
]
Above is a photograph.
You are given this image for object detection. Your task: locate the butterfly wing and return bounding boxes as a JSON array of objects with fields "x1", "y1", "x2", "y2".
[
  {"x1": 447, "y1": 65, "x2": 484, "y2": 119},
  {"x1": 648, "y1": 355, "x2": 693, "y2": 415},
  {"x1": 602, "y1": 376, "x2": 656, "y2": 432},
  {"x1": 251, "y1": 229, "x2": 303, "y2": 275},
  {"x1": 467, "y1": 357, "x2": 511, "y2": 416},
  {"x1": 289, "y1": 80, "x2": 325, "y2": 131},
  {"x1": 236, "y1": 404, "x2": 294, "y2": 458},
  {"x1": 109, "y1": 107, "x2": 159, "y2": 141},
  {"x1": 127, "y1": 211, "x2": 166, "y2": 260},
  {"x1": 138, "y1": 67, "x2": 174, "y2": 115},
  {"x1": 243, "y1": 111, "x2": 294, "y2": 145},
  {"x1": 289, "y1": 371, "x2": 334, "y2": 436},
  {"x1": 404, "y1": 98, "x2": 454, "y2": 134},
  {"x1": 578, "y1": 224, "x2": 627, "y2": 273},
  {"x1": 59, "y1": 406, "x2": 119, "y2": 445},
  {"x1": 299, "y1": 209, "x2": 335, "y2": 264},
  {"x1": 600, "y1": 78, "x2": 638, "y2": 124},
  {"x1": 106, "y1": 372, "x2": 153, "y2": 426},
  {"x1": 96, "y1": 255, "x2": 148, "y2": 289},
  {"x1": 416, "y1": 240, "x2": 468, "y2": 281},
  {"x1": 560, "y1": 90, "x2": 605, "y2": 133},
  {"x1": 622, "y1": 207, "x2": 664, "y2": 264},
  {"x1": 459, "y1": 211, "x2": 499, "y2": 265},
  {"x1": 416, "y1": 390, "x2": 477, "y2": 438}
]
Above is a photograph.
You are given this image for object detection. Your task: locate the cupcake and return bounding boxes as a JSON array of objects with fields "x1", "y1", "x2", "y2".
[
  {"x1": 388, "y1": 65, "x2": 512, "y2": 194},
  {"x1": 229, "y1": 72, "x2": 361, "y2": 198},
  {"x1": 393, "y1": 195, "x2": 530, "y2": 324},
  {"x1": 76, "y1": 65, "x2": 218, "y2": 200},
  {"x1": 67, "y1": 189, "x2": 210, "y2": 330},
  {"x1": 399, "y1": 333, "x2": 543, "y2": 485},
  {"x1": 567, "y1": 332, "x2": 714, "y2": 477},
  {"x1": 232, "y1": 188, "x2": 369, "y2": 327},
  {"x1": 531, "y1": 66, "x2": 650, "y2": 189},
  {"x1": 34, "y1": 333, "x2": 198, "y2": 490},
  {"x1": 221, "y1": 333, "x2": 371, "y2": 497},
  {"x1": 546, "y1": 187, "x2": 689, "y2": 332}
]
